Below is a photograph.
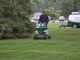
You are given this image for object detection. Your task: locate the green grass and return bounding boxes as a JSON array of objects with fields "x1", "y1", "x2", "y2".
[{"x1": 0, "y1": 23, "x2": 80, "y2": 60}]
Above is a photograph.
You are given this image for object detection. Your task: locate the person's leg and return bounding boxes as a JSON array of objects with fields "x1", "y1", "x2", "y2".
[
  {"x1": 39, "y1": 22, "x2": 43, "y2": 27},
  {"x1": 45, "y1": 22, "x2": 48, "y2": 28}
]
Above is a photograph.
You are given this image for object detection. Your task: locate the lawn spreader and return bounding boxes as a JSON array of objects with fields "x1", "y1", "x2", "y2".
[{"x1": 34, "y1": 23, "x2": 51, "y2": 40}]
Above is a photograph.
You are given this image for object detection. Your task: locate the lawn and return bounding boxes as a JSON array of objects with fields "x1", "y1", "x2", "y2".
[{"x1": 0, "y1": 23, "x2": 80, "y2": 60}]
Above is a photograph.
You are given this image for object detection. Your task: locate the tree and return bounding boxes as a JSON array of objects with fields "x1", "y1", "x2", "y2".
[
  {"x1": 31, "y1": 0, "x2": 62, "y2": 12},
  {"x1": 44, "y1": 9, "x2": 52, "y2": 16},
  {"x1": 44, "y1": 9, "x2": 54, "y2": 20},
  {"x1": 68, "y1": 0, "x2": 80, "y2": 11},
  {"x1": 61, "y1": 1, "x2": 74, "y2": 18},
  {"x1": 55, "y1": 10, "x2": 62, "y2": 19},
  {"x1": 61, "y1": 0, "x2": 80, "y2": 18},
  {"x1": 0, "y1": 0, "x2": 35, "y2": 39}
]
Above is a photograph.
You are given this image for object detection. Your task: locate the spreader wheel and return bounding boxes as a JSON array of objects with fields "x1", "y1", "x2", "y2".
[
  {"x1": 34, "y1": 34, "x2": 38, "y2": 40},
  {"x1": 72, "y1": 24, "x2": 77, "y2": 28},
  {"x1": 48, "y1": 36, "x2": 51, "y2": 39}
]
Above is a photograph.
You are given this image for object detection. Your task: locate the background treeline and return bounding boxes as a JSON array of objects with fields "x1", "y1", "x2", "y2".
[
  {"x1": 0, "y1": 0, "x2": 35, "y2": 39},
  {"x1": 31, "y1": 0, "x2": 80, "y2": 19}
]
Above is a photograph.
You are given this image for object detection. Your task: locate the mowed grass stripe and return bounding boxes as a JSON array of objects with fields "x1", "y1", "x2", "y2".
[{"x1": 0, "y1": 23, "x2": 80, "y2": 60}]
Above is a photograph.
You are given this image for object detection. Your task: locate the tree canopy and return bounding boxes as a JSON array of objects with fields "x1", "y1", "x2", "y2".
[
  {"x1": 31, "y1": 0, "x2": 80, "y2": 17},
  {"x1": 0, "y1": 0, "x2": 34, "y2": 39}
]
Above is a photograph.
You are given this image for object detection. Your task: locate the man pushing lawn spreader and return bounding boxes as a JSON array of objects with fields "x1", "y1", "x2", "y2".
[{"x1": 34, "y1": 11, "x2": 51, "y2": 39}]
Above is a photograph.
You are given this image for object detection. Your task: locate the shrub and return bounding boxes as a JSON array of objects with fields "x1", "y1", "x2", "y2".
[{"x1": 0, "y1": 0, "x2": 35, "y2": 40}]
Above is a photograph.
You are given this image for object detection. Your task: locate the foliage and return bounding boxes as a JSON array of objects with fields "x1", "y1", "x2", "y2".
[
  {"x1": 44, "y1": 9, "x2": 55, "y2": 20},
  {"x1": 31, "y1": 0, "x2": 80, "y2": 19},
  {"x1": 44, "y1": 9, "x2": 52, "y2": 15},
  {"x1": 61, "y1": 0, "x2": 79, "y2": 18},
  {"x1": 66, "y1": 0, "x2": 80, "y2": 10},
  {"x1": 61, "y1": 1, "x2": 73, "y2": 17},
  {"x1": 31, "y1": 0, "x2": 62, "y2": 12},
  {"x1": 55, "y1": 10, "x2": 62, "y2": 19},
  {"x1": 0, "y1": 0, "x2": 35, "y2": 39}
]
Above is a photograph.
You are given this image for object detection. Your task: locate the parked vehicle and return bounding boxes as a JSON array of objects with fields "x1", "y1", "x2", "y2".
[
  {"x1": 68, "y1": 12, "x2": 80, "y2": 28},
  {"x1": 30, "y1": 12, "x2": 41, "y2": 23},
  {"x1": 59, "y1": 16, "x2": 65, "y2": 22}
]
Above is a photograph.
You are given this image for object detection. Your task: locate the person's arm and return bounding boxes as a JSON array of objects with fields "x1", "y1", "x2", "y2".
[
  {"x1": 46, "y1": 16, "x2": 49, "y2": 23},
  {"x1": 39, "y1": 15, "x2": 41, "y2": 24}
]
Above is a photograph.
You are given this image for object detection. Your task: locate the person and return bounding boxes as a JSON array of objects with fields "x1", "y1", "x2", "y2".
[{"x1": 39, "y1": 11, "x2": 49, "y2": 27}]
